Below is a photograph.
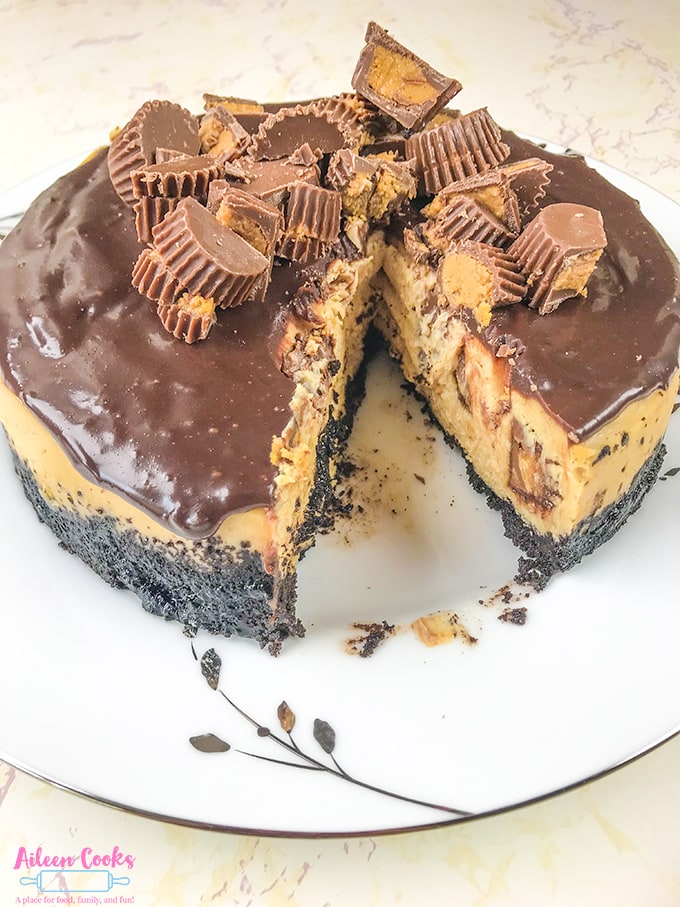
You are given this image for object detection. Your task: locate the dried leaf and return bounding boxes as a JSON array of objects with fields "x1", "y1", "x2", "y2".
[
  {"x1": 277, "y1": 701, "x2": 296, "y2": 734},
  {"x1": 313, "y1": 718, "x2": 336, "y2": 754},
  {"x1": 200, "y1": 648, "x2": 221, "y2": 690},
  {"x1": 189, "y1": 733, "x2": 230, "y2": 753}
]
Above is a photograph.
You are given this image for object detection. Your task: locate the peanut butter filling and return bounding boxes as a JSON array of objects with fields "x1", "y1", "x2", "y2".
[{"x1": 378, "y1": 240, "x2": 679, "y2": 538}]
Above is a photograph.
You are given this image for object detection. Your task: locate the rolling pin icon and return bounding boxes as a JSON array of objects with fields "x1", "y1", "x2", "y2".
[{"x1": 20, "y1": 869, "x2": 131, "y2": 892}]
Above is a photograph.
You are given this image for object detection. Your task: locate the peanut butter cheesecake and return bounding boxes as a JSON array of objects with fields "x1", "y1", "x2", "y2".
[{"x1": 0, "y1": 22, "x2": 678, "y2": 649}]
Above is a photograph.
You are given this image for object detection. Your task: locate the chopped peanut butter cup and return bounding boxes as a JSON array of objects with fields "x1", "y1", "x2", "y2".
[
  {"x1": 439, "y1": 240, "x2": 526, "y2": 326},
  {"x1": 309, "y1": 93, "x2": 378, "y2": 137},
  {"x1": 216, "y1": 188, "x2": 282, "y2": 301},
  {"x1": 107, "y1": 100, "x2": 200, "y2": 207},
  {"x1": 235, "y1": 157, "x2": 320, "y2": 207},
  {"x1": 509, "y1": 202, "x2": 607, "y2": 314},
  {"x1": 130, "y1": 155, "x2": 223, "y2": 200},
  {"x1": 424, "y1": 195, "x2": 517, "y2": 251},
  {"x1": 152, "y1": 197, "x2": 268, "y2": 308},
  {"x1": 351, "y1": 21, "x2": 461, "y2": 130},
  {"x1": 278, "y1": 183, "x2": 341, "y2": 263},
  {"x1": 134, "y1": 197, "x2": 180, "y2": 244},
  {"x1": 426, "y1": 169, "x2": 522, "y2": 233},
  {"x1": 499, "y1": 157, "x2": 554, "y2": 222},
  {"x1": 250, "y1": 104, "x2": 362, "y2": 161},
  {"x1": 199, "y1": 106, "x2": 251, "y2": 161},
  {"x1": 131, "y1": 248, "x2": 182, "y2": 304},
  {"x1": 326, "y1": 150, "x2": 415, "y2": 222},
  {"x1": 406, "y1": 107, "x2": 510, "y2": 195},
  {"x1": 157, "y1": 293, "x2": 217, "y2": 343},
  {"x1": 326, "y1": 149, "x2": 379, "y2": 218}
]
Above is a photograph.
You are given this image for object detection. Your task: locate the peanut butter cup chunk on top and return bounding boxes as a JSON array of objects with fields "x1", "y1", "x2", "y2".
[
  {"x1": 351, "y1": 21, "x2": 462, "y2": 130},
  {"x1": 250, "y1": 104, "x2": 362, "y2": 161},
  {"x1": 278, "y1": 183, "x2": 341, "y2": 263},
  {"x1": 199, "y1": 106, "x2": 251, "y2": 161},
  {"x1": 406, "y1": 107, "x2": 511, "y2": 195},
  {"x1": 215, "y1": 188, "x2": 282, "y2": 302},
  {"x1": 157, "y1": 293, "x2": 217, "y2": 344},
  {"x1": 107, "y1": 100, "x2": 200, "y2": 207},
  {"x1": 438, "y1": 240, "x2": 526, "y2": 327},
  {"x1": 424, "y1": 195, "x2": 517, "y2": 252},
  {"x1": 151, "y1": 197, "x2": 268, "y2": 308},
  {"x1": 134, "y1": 197, "x2": 180, "y2": 244},
  {"x1": 498, "y1": 157, "x2": 554, "y2": 223},
  {"x1": 510, "y1": 202, "x2": 607, "y2": 315},
  {"x1": 425, "y1": 169, "x2": 522, "y2": 234},
  {"x1": 130, "y1": 155, "x2": 223, "y2": 200},
  {"x1": 131, "y1": 247, "x2": 181, "y2": 305}
]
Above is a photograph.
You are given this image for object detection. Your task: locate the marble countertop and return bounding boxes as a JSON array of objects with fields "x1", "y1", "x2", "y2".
[{"x1": 1, "y1": 0, "x2": 679, "y2": 903}]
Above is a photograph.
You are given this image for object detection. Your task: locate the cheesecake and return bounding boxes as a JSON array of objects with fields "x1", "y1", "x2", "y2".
[{"x1": 0, "y1": 21, "x2": 677, "y2": 650}]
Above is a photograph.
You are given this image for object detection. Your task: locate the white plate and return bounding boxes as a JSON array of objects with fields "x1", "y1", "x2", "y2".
[{"x1": 0, "y1": 148, "x2": 679, "y2": 837}]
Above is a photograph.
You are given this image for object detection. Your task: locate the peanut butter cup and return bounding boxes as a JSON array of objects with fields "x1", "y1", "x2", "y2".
[
  {"x1": 406, "y1": 108, "x2": 510, "y2": 195},
  {"x1": 152, "y1": 197, "x2": 268, "y2": 307},
  {"x1": 107, "y1": 100, "x2": 200, "y2": 207},
  {"x1": 351, "y1": 21, "x2": 462, "y2": 130},
  {"x1": 509, "y1": 202, "x2": 607, "y2": 314}
]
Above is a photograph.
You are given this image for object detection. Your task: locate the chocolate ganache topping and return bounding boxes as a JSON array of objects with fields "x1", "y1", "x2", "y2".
[
  {"x1": 485, "y1": 133, "x2": 680, "y2": 439},
  {"x1": 0, "y1": 129, "x2": 678, "y2": 538},
  {"x1": 0, "y1": 151, "x2": 296, "y2": 538}
]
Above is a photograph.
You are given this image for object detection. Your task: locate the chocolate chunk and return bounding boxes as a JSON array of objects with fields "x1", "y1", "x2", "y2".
[
  {"x1": 351, "y1": 21, "x2": 461, "y2": 130},
  {"x1": 406, "y1": 107, "x2": 510, "y2": 195},
  {"x1": 130, "y1": 155, "x2": 222, "y2": 200},
  {"x1": 424, "y1": 195, "x2": 517, "y2": 251},
  {"x1": 290, "y1": 273, "x2": 328, "y2": 325},
  {"x1": 426, "y1": 169, "x2": 522, "y2": 233},
  {"x1": 236, "y1": 157, "x2": 320, "y2": 207},
  {"x1": 288, "y1": 143, "x2": 321, "y2": 166},
  {"x1": 309, "y1": 93, "x2": 377, "y2": 138},
  {"x1": 215, "y1": 188, "x2": 282, "y2": 301},
  {"x1": 151, "y1": 197, "x2": 268, "y2": 308},
  {"x1": 509, "y1": 417, "x2": 561, "y2": 512},
  {"x1": 134, "y1": 197, "x2": 180, "y2": 244},
  {"x1": 278, "y1": 183, "x2": 341, "y2": 263},
  {"x1": 154, "y1": 148, "x2": 191, "y2": 164},
  {"x1": 509, "y1": 203, "x2": 607, "y2": 314},
  {"x1": 499, "y1": 158, "x2": 554, "y2": 222},
  {"x1": 157, "y1": 293, "x2": 217, "y2": 343},
  {"x1": 107, "y1": 100, "x2": 200, "y2": 206},
  {"x1": 131, "y1": 248, "x2": 181, "y2": 304},
  {"x1": 438, "y1": 240, "x2": 526, "y2": 326},
  {"x1": 199, "y1": 107, "x2": 251, "y2": 161},
  {"x1": 250, "y1": 104, "x2": 359, "y2": 161}
]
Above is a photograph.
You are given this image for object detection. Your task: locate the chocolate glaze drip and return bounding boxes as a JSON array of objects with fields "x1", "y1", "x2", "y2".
[{"x1": 0, "y1": 133, "x2": 678, "y2": 543}]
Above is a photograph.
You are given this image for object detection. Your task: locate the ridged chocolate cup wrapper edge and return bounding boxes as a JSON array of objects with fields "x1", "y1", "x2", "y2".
[
  {"x1": 107, "y1": 100, "x2": 200, "y2": 207},
  {"x1": 152, "y1": 197, "x2": 268, "y2": 307}
]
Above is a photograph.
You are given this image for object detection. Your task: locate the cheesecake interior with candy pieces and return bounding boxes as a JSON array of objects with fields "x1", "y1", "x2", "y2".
[{"x1": 0, "y1": 21, "x2": 678, "y2": 650}]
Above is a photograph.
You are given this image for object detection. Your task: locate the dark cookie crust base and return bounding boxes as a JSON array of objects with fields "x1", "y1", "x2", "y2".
[
  {"x1": 394, "y1": 361, "x2": 667, "y2": 590},
  {"x1": 461, "y1": 436, "x2": 667, "y2": 590},
  {"x1": 6, "y1": 359, "x2": 368, "y2": 653}
]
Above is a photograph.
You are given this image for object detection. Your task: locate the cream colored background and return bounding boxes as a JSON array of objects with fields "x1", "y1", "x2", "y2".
[{"x1": 1, "y1": 0, "x2": 679, "y2": 903}]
